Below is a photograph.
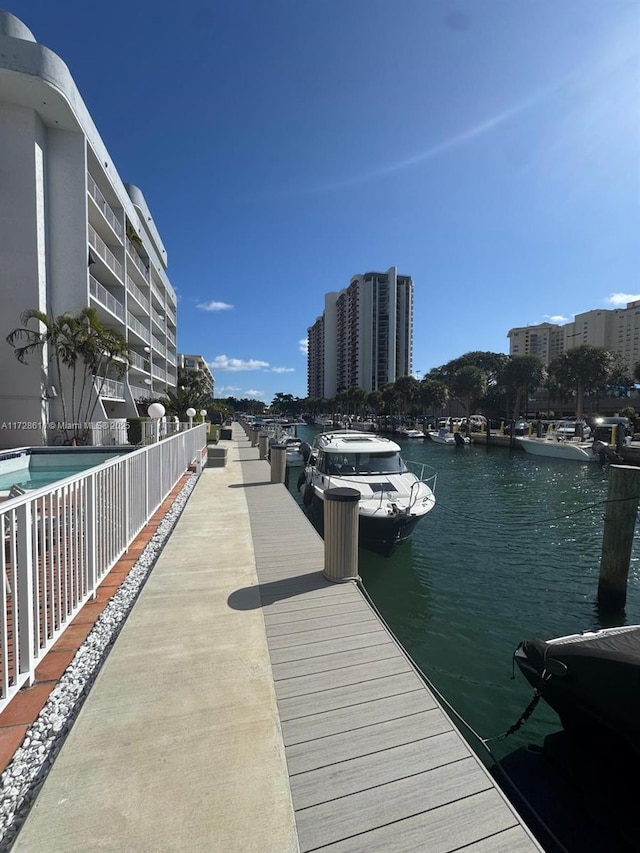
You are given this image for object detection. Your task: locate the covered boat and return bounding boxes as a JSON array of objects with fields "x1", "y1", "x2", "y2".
[{"x1": 514, "y1": 625, "x2": 640, "y2": 754}]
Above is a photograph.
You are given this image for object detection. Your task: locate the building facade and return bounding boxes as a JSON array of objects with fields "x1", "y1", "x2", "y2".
[
  {"x1": 0, "y1": 11, "x2": 177, "y2": 448},
  {"x1": 307, "y1": 267, "x2": 413, "y2": 398},
  {"x1": 508, "y1": 300, "x2": 640, "y2": 372},
  {"x1": 178, "y1": 354, "x2": 215, "y2": 397}
]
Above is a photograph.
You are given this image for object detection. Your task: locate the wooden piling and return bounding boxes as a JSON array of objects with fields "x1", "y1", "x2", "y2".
[{"x1": 598, "y1": 464, "x2": 640, "y2": 612}]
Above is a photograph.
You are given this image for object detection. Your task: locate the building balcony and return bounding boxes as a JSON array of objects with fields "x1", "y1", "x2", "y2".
[
  {"x1": 89, "y1": 275, "x2": 125, "y2": 321},
  {"x1": 151, "y1": 333, "x2": 165, "y2": 353},
  {"x1": 89, "y1": 225, "x2": 123, "y2": 281},
  {"x1": 126, "y1": 276, "x2": 149, "y2": 313},
  {"x1": 127, "y1": 312, "x2": 150, "y2": 344},
  {"x1": 95, "y1": 376, "x2": 125, "y2": 399},
  {"x1": 126, "y1": 238, "x2": 149, "y2": 282},
  {"x1": 87, "y1": 174, "x2": 123, "y2": 240},
  {"x1": 129, "y1": 351, "x2": 150, "y2": 373}
]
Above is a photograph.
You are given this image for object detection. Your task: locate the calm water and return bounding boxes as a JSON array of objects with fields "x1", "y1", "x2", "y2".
[{"x1": 288, "y1": 426, "x2": 640, "y2": 762}]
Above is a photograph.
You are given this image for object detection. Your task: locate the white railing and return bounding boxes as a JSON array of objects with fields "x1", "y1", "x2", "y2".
[
  {"x1": 166, "y1": 328, "x2": 176, "y2": 346},
  {"x1": 141, "y1": 419, "x2": 194, "y2": 443},
  {"x1": 151, "y1": 365, "x2": 166, "y2": 381},
  {"x1": 126, "y1": 276, "x2": 149, "y2": 312},
  {"x1": 87, "y1": 174, "x2": 124, "y2": 240},
  {"x1": 129, "y1": 351, "x2": 150, "y2": 372},
  {"x1": 89, "y1": 225, "x2": 123, "y2": 281},
  {"x1": 95, "y1": 376, "x2": 125, "y2": 399},
  {"x1": 0, "y1": 424, "x2": 207, "y2": 711},
  {"x1": 127, "y1": 312, "x2": 150, "y2": 344},
  {"x1": 151, "y1": 334, "x2": 165, "y2": 353},
  {"x1": 126, "y1": 238, "x2": 149, "y2": 282},
  {"x1": 89, "y1": 275, "x2": 125, "y2": 321}
]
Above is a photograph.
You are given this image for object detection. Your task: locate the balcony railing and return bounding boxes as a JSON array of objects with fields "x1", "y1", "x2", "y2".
[
  {"x1": 166, "y1": 351, "x2": 176, "y2": 367},
  {"x1": 150, "y1": 279, "x2": 164, "y2": 304},
  {"x1": 87, "y1": 174, "x2": 123, "y2": 240},
  {"x1": 165, "y1": 306, "x2": 176, "y2": 326},
  {"x1": 126, "y1": 238, "x2": 149, "y2": 282},
  {"x1": 151, "y1": 334, "x2": 165, "y2": 353},
  {"x1": 95, "y1": 377, "x2": 125, "y2": 399},
  {"x1": 166, "y1": 328, "x2": 176, "y2": 346},
  {"x1": 126, "y1": 276, "x2": 149, "y2": 313},
  {"x1": 127, "y1": 312, "x2": 150, "y2": 344},
  {"x1": 129, "y1": 351, "x2": 150, "y2": 372},
  {"x1": 89, "y1": 275, "x2": 125, "y2": 321},
  {"x1": 0, "y1": 425, "x2": 208, "y2": 711},
  {"x1": 151, "y1": 306, "x2": 165, "y2": 328},
  {"x1": 89, "y1": 226, "x2": 123, "y2": 281},
  {"x1": 152, "y1": 364, "x2": 167, "y2": 381}
]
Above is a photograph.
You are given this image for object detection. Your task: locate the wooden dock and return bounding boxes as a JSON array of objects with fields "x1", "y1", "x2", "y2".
[{"x1": 236, "y1": 436, "x2": 543, "y2": 852}]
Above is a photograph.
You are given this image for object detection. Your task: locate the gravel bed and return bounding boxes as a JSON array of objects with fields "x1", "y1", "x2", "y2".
[{"x1": 0, "y1": 473, "x2": 198, "y2": 849}]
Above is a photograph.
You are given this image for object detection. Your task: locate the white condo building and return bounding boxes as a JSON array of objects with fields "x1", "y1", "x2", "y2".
[
  {"x1": 508, "y1": 301, "x2": 640, "y2": 372},
  {"x1": 0, "y1": 11, "x2": 177, "y2": 448},
  {"x1": 307, "y1": 267, "x2": 413, "y2": 398}
]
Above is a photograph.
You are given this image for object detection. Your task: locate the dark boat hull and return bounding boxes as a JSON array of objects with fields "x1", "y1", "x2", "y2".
[
  {"x1": 306, "y1": 492, "x2": 422, "y2": 551},
  {"x1": 514, "y1": 626, "x2": 640, "y2": 756}
]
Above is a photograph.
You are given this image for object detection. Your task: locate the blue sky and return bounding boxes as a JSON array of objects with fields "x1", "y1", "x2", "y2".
[{"x1": 12, "y1": 0, "x2": 640, "y2": 403}]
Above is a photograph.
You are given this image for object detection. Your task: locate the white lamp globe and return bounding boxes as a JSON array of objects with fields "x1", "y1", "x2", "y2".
[
  {"x1": 148, "y1": 402, "x2": 166, "y2": 419},
  {"x1": 200, "y1": 409, "x2": 207, "y2": 418},
  {"x1": 186, "y1": 407, "x2": 196, "y2": 418}
]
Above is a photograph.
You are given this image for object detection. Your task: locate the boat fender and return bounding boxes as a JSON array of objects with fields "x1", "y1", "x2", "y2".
[{"x1": 303, "y1": 482, "x2": 314, "y2": 506}]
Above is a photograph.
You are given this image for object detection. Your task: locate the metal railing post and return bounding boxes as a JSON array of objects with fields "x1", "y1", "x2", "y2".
[{"x1": 16, "y1": 502, "x2": 36, "y2": 685}]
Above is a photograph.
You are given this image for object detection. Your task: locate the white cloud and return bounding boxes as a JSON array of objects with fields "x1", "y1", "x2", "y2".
[
  {"x1": 197, "y1": 301, "x2": 233, "y2": 312},
  {"x1": 216, "y1": 385, "x2": 242, "y2": 394},
  {"x1": 271, "y1": 366, "x2": 295, "y2": 373},
  {"x1": 244, "y1": 389, "x2": 264, "y2": 399},
  {"x1": 209, "y1": 355, "x2": 269, "y2": 371},
  {"x1": 607, "y1": 292, "x2": 640, "y2": 307},
  {"x1": 544, "y1": 313, "x2": 571, "y2": 323},
  {"x1": 299, "y1": 338, "x2": 308, "y2": 355}
]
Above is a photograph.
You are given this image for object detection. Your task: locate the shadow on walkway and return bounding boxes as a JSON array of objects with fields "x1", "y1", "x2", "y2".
[{"x1": 228, "y1": 572, "x2": 335, "y2": 609}]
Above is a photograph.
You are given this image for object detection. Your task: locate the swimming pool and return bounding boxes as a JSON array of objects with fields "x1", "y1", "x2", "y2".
[{"x1": 0, "y1": 448, "x2": 130, "y2": 493}]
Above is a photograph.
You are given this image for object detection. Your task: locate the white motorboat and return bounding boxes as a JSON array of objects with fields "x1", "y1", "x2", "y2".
[
  {"x1": 427, "y1": 428, "x2": 470, "y2": 447},
  {"x1": 297, "y1": 429, "x2": 436, "y2": 550},
  {"x1": 517, "y1": 431, "x2": 600, "y2": 462},
  {"x1": 398, "y1": 428, "x2": 425, "y2": 440}
]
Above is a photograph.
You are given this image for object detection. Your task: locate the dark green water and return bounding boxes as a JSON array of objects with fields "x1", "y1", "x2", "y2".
[{"x1": 289, "y1": 426, "x2": 640, "y2": 762}]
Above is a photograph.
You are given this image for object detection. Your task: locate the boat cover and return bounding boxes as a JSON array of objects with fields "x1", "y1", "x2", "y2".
[{"x1": 516, "y1": 626, "x2": 640, "y2": 744}]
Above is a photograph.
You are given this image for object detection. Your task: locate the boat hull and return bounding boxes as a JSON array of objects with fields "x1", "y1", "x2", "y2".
[
  {"x1": 306, "y1": 492, "x2": 423, "y2": 549},
  {"x1": 516, "y1": 437, "x2": 599, "y2": 462}
]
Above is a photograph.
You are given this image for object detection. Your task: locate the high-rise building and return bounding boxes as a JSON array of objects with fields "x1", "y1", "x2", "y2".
[
  {"x1": 508, "y1": 300, "x2": 640, "y2": 371},
  {"x1": 307, "y1": 267, "x2": 413, "y2": 398},
  {"x1": 178, "y1": 354, "x2": 215, "y2": 397},
  {"x1": 0, "y1": 11, "x2": 177, "y2": 448}
]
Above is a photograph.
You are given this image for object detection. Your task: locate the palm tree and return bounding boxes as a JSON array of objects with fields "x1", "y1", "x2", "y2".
[
  {"x1": 7, "y1": 307, "x2": 130, "y2": 443},
  {"x1": 500, "y1": 355, "x2": 545, "y2": 421},
  {"x1": 562, "y1": 345, "x2": 612, "y2": 420}
]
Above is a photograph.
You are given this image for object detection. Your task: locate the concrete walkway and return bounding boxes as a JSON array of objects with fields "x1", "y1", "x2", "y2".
[{"x1": 12, "y1": 442, "x2": 299, "y2": 852}]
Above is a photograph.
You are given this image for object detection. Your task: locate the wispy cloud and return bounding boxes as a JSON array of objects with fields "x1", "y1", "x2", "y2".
[
  {"x1": 299, "y1": 338, "x2": 308, "y2": 355},
  {"x1": 209, "y1": 355, "x2": 269, "y2": 372},
  {"x1": 271, "y1": 366, "x2": 295, "y2": 374},
  {"x1": 244, "y1": 389, "x2": 264, "y2": 399},
  {"x1": 545, "y1": 313, "x2": 571, "y2": 323},
  {"x1": 607, "y1": 292, "x2": 640, "y2": 307},
  {"x1": 197, "y1": 301, "x2": 233, "y2": 312},
  {"x1": 216, "y1": 385, "x2": 242, "y2": 394}
]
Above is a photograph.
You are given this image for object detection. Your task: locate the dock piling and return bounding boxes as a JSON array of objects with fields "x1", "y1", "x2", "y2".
[
  {"x1": 258, "y1": 432, "x2": 269, "y2": 460},
  {"x1": 270, "y1": 444, "x2": 287, "y2": 483},
  {"x1": 323, "y1": 487, "x2": 360, "y2": 583},
  {"x1": 597, "y1": 464, "x2": 640, "y2": 612}
]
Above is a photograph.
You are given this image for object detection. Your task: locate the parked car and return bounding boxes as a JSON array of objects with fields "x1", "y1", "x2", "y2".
[
  {"x1": 555, "y1": 420, "x2": 591, "y2": 440},
  {"x1": 505, "y1": 420, "x2": 530, "y2": 436}
]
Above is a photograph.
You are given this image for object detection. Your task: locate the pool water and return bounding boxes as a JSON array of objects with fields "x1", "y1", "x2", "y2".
[{"x1": 0, "y1": 466, "x2": 103, "y2": 491}]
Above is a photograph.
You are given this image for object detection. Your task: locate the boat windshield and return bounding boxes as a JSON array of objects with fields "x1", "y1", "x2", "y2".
[{"x1": 324, "y1": 451, "x2": 407, "y2": 475}]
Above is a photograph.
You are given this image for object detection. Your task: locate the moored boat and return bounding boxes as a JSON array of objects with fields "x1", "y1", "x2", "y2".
[
  {"x1": 297, "y1": 429, "x2": 436, "y2": 550},
  {"x1": 426, "y1": 428, "x2": 470, "y2": 446}
]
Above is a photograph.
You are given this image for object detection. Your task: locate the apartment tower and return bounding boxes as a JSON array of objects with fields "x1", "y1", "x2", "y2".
[
  {"x1": 307, "y1": 267, "x2": 413, "y2": 398},
  {"x1": 0, "y1": 11, "x2": 177, "y2": 448}
]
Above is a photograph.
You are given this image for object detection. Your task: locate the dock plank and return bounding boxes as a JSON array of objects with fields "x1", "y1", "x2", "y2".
[{"x1": 238, "y1": 440, "x2": 542, "y2": 853}]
